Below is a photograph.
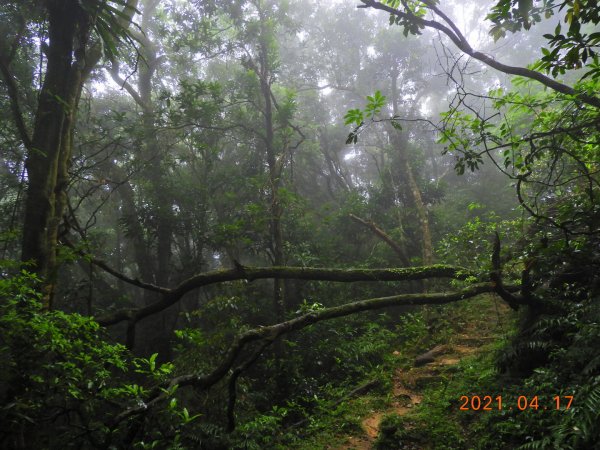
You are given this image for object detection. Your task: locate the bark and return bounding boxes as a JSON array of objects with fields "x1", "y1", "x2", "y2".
[
  {"x1": 319, "y1": 132, "x2": 352, "y2": 195},
  {"x1": 388, "y1": 67, "x2": 433, "y2": 265},
  {"x1": 63, "y1": 237, "x2": 167, "y2": 293},
  {"x1": 256, "y1": 23, "x2": 286, "y2": 324},
  {"x1": 349, "y1": 213, "x2": 411, "y2": 266},
  {"x1": 104, "y1": 0, "x2": 173, "y2": 351},
  {"x1": 138, "y1": 0, "x2": 172, "y2": 288},
  {"x1": 226, "y1": 339, "x2": 273, "y2": 432},
  {"x1": 106, "y1": 162, "x2": 155, "y2": 284},
  {"x1": 95, "y1": 263, "x2": 476, "y2": 326},
  {"x1": 107, "y1": 0, "x2": 171, "y2": 288},
  {"x1": 491, "y1": 231, "x2": 523, "y2": 311},
  {"x1": 414, "y1": 344, "x2": 448, "y2": 367},
  {"x1": 401, "y1": 145, "x2": 434, "y2": 265},
  {"x1": 110, "y1": 281, "x2": 518, "y2": 427},
  {"x1": 20, "y1": 1, "x2": 93, "y2": 308},
  {"x1": 0, "y1": 51, "x2": 32, "y2": 150},
  {"x1": 246, "y1": 4, "x2": 289, "y2": 392},
  {"x1": 9, "y1": 0, "x2": 137, "y2": 309}
]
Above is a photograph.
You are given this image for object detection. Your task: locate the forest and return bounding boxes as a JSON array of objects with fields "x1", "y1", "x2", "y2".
[{"x1": 0, "y1": 0, "x2": 599, "y2": 448}]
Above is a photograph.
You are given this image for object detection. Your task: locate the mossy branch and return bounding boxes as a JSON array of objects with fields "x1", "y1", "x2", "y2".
[
  {"x1": 110, "y1": 281, "x2": 513, "y2": 427},
  {"x1": 96, "y1": 264, "x2": 476, "y2": 326}
]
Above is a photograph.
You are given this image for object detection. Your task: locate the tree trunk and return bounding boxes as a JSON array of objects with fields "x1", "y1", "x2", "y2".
[
  {"x1": 389, "y1": 66, "x2": 433, "y2": 266},
  {"x1": 18, "y1": 0, "x2": 137, "y2": 309},
  {"x1": 255, "y1": 12, "x2": 286, "y2": 324},
  {"x1": 254, "y1": 3, "x2": 288, "y2": 396},
  {"x1": 105, "y1": 0, "x2": 174, "y2": 352},
  {"x1": 106, "y1": 162, "x2": 155, "y2": 284},
  {"x1": 21, "y1": 0, "x2": 92, "y2": 308}
]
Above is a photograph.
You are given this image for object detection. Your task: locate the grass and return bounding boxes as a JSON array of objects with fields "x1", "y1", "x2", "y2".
[{"x1": 287, "y1": 294, "x2": 519, "y2": 450}]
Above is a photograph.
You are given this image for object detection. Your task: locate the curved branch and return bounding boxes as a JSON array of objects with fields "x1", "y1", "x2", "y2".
[
  {"x1": 95, "y1": 264, "x2": 476, "y2": 326},
  {"x1": 516, "y1": 177, "x2": 570, "y2": 234},
  {"x1": 490, "y1": 232, "x2": 520, "y2": 310},
  {"x1": 110, "y1": 281, "x2": 516, "y2": 426},
  {"x1": 359, "y1": 0, "x2": 600, "y2": 109},
  {"x1": 226, "y1": 339, "x2": 273, "y2": 432},
  {"x1": 107, "y1": 62, "x2": 148, "y2": 110},
  {"x1": 62, "y1": 237, "x2": 168, "y2": 294},
  {"x1": 490, "y1": 232, "x2": 542, "y2": 309}
]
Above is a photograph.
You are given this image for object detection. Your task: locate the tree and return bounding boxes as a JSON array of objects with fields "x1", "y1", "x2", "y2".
[
  {"x1": 359, "y1": 0, "x2": 600, "y2": 107},
  {"x1": 4, "y1": 0, "x2": 600, "y2": 446},
  {"x1": 0, "y1": 0, "x2": 138, "y2": 308},
  {"x1": 357, "y1": 0, "x2": 600, "y2": 239}
]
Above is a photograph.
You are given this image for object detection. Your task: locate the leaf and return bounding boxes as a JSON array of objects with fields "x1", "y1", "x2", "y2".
[
  {"x1": 391, "y1": 120, "x2": 402, "y2": 130},
  {"x1": 149, "y1": 353, "x2": 157, "y2": 372},
  {"x1": 343, "y1": 109, "x2": 363, "y2": 126},
  {"x1": 346, "y1": 129, "x2": 360, "y2": 145}
]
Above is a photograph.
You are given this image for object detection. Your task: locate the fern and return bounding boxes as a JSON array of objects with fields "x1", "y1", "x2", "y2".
[
  {"x1": 517, "y1": 436, "x2": 554, "y2": 450},
  {"x1": 582, "y1": 355, "x2": 600, "y2": 375},
  {"x1": 584, "y1": 383, "x2": 600, "y2": 411}
]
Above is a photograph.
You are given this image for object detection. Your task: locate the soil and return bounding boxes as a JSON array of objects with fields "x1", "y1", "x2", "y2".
[{"x1": 331, "y1": 296, "x2": 512, "y2": 450}]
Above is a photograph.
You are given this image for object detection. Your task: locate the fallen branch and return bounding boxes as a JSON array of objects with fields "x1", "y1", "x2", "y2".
[
  {"x1": 226, "y1": 339, "x2": 274, "y2": 432},
  {"x1": 110, "y1": 281, "x2": 514, "y2": 426},
  {"x1": 96, "y1": 264, "x2": 475, "y2": 326}
]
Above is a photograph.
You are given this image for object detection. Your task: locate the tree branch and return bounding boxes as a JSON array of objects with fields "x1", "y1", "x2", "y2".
[
  {"x1": 226, "y1": 339, "x2": 273, "y2": 432},
  {"x1": 107, "y1": 61, "x2": 148, "y2": 110},
  {"x1": 110, "y1": 281, "x2": 515, "y2": 426},
  {"x1": 490, "y1": 231, "x2": 533, "y2": 310},
  {"x1": 95, "y1": 263, "x2": 476, "y2": 326},
  {"x1": 0, "y1": 53, "x2": 33, "y2": 150},
  {"x1": 349, "y1": 213, "x2": 411, "y2": 266},
  {"x1": 61, "y1": 237, "x2": 168, "y2": 294},
  {"x1": 358, "y1": 0, "x2": 600, "y2": 109}
]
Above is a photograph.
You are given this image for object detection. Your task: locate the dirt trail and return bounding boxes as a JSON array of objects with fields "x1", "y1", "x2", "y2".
[{"x1": 332, "y1": 299, "x2": 510, "y2": 450}]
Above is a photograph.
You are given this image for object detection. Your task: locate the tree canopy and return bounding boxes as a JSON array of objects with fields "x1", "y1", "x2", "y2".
[{"x1": 1, "y1": 0, "x2": 599, "y2": 448}]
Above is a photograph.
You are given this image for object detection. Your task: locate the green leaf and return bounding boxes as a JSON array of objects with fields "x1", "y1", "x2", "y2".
[
  {"x1": 343, "y1": 109, "x2": 364, "y2": 126},
  {"x1": 149, "y1": 353, "x2": 157, "y2": 372},
  {"x1": 391, "y1": 120, "x2": 402, "y2": 130}
]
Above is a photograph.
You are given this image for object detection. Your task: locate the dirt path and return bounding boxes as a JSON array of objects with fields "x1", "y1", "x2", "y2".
[{"x1": 332, "y1": 297, "x2": 511, "y2": 450}]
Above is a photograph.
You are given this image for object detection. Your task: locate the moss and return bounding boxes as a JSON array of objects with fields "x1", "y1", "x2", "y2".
[{"x1": 374, "y1": 413, "x2": 429, "y2": 449}]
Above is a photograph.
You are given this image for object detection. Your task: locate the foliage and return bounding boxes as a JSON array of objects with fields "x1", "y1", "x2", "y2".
[
  {"x1": 488, "y1": 0, "x2": 600, "y2": 78},
  {"x1": 344, "y1": 90, "x2": 387, "y2": 144},
  {"x1": 87, "y1": 0, "x2": 142, "y2": 60},
  {"x1": 0, "y1": 266, "x2": 199, "y2": 449},
  {"x1": 230, "y1": 405, "x2": 289, "y2": 450},
  {"x1": 383, "y1": 0, "x2": 428, "y2": 36},
  {"x1": 488, "y1": 298, "x2": 600, "y2": 449},
  {"x1": 3, "y1": 0, "x2": 600, "y2": 447},
  {"x1": 436, "y1": 72, "x2": 600, "y2": 239},
  {"x1": 375, "y1": 238, "x2": 600, "y2": 449}
]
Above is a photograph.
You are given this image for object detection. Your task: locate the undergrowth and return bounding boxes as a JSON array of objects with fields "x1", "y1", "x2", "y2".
[{"x1": 375, "y1": 296, "x2": 600, "y2": 450}]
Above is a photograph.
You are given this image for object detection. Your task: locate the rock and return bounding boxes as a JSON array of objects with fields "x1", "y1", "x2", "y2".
[
  {"x1": 395, "y1": 393, "x2": 413, "y2": 406},
  {"x1": 414, "y1": 344, "x2": 448, "y2": 367}
]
